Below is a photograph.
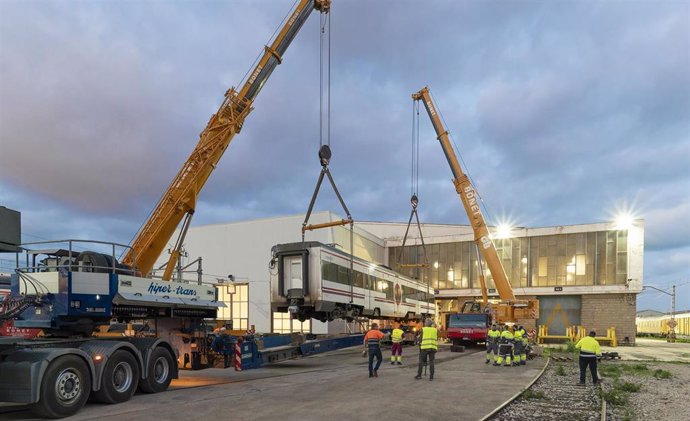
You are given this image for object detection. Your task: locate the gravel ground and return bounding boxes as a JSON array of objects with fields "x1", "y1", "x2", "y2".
[
  {"x1": 492, "y1": 356, "x2": 690, "y2": 421},
  {"x1": 492, "y1": 356, "x2": 601, "y2": 421},
  {"x1": 599, "y1": 360, "x2": 690, "y2": 421}
]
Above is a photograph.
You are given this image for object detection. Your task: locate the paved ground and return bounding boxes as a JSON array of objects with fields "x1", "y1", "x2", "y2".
[
  {"x1": 605, "y1": 338, "x2": 690, "y2": 362},
  {"x1": 1, "y1": 345, "x2": 546, "y2": 421}
]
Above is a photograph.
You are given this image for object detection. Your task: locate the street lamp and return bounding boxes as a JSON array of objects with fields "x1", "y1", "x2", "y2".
[{"x1": 614, "y1": 212, "x2": 634, "y2": 230}]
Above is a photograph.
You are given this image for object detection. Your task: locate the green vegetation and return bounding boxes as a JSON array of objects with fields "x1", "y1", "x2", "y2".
[
  {"x1": 617, "y1": 381, "x2": 641, "y2": 392},
  {"x1": 653, "y1": 369, "x2": 672, "y2": 379},
  {"x1": 602, "y1": 379, "x2": 642, "y2": 406},
  {"x1": 566, "y1": 340, "x2": 578, "y2": 353},
  {"x1": 555, "y1": 365, "x2": 567, "y2": 376},
  {"x1": 598, "y1": 365, "x2": 622, "y2": 378},
  {"x1": 601, "y1": 388, "x2": 628, "y2": 406},
  {"x1": 626, "y1": 363, "x2": 649, "y2": 373},
  {"x1": 521, "y1": 389, "x2": 546, "y2": 400}
]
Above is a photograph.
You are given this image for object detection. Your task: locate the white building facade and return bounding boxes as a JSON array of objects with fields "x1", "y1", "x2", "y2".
[{"x1": 163, "y1": 212, "x2": 643, "y2": 343}]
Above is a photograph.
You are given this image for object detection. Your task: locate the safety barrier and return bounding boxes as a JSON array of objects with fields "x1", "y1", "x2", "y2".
[
  {"x1": 594, "y1": 327, "x2": 617, "y2": 347},
  {"x1": 537, "y1": 325, "x2": 578, "y2": 344},
  {"x1": 537, "y1": 325, "x2": 617, "y2": 347}
]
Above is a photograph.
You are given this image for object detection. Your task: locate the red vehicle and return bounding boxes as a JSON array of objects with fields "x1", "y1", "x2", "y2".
[
  {"x1": 0, "y1": 290, "x2": 41, "y2": 338},
  {"x1": 445, "y1": 313, "x2": 491, "y2": 347}
]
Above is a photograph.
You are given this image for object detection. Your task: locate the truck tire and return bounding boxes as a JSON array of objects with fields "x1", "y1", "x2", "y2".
[
  {"x1": 93, "y1": 350, "x2": 140, "y2": 404},
  {"x1": 31, "y1": 355, "x2": 92, "y2": 419},
  {"x1": 139, "y1": 347, "x2": 174, "y2": 393}
]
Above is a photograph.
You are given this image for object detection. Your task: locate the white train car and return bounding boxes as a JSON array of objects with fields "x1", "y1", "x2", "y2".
[{"x1": 270, "y1": 242, "x2": 434, "y2": 322}]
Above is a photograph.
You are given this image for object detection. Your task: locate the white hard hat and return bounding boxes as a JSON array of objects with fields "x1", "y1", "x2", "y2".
[{"x1": 220, "y1": 327, "x2": 227, "y2": 332}]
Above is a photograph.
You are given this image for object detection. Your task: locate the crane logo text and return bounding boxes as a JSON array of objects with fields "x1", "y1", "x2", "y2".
[
  {"x1": 463, "y1": 186, "x2": 481, "y2": 216},
  {"x1": 147, "y1": 282, "x2": 197, "y2": 297},
  {"x1": 288, "y1": 9, "x2": 300, "y2": 27},
  {"x1": 248, "y1": 66, "x2": 263, "y2": 85}
]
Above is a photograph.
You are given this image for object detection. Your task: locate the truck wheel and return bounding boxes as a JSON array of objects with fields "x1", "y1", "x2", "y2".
[
  {"x1": 93, "y1": 350, "x2": 140, "y2": 404},
  {"x1": 139, "y1": 347, "x2": 174, "y2": 393},
  {"x1": 32, "y1": 355, "x2": 92, "y2": 419}
]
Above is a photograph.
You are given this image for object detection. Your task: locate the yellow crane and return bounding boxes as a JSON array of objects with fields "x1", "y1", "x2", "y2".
[
  {"x1": 412, "y1": 86, "x2": 539, "y2": 323},
  {"x1": 123, "y1": 0, "x2": 331, "y2": 279}
]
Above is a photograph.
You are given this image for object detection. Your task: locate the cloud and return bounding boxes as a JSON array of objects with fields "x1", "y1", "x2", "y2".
[{"x1": 1, "y1": 0, "x2": 688, "y2": 310}]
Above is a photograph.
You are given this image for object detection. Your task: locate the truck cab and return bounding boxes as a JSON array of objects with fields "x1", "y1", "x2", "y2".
[{"x1": 445, "y1": 313, "x2": 490, "y2": 346}]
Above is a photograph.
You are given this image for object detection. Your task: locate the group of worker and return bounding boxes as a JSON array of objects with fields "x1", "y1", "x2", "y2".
[
  {"x1": 363, "y1": 319, "x2": 438, "y2": 380},
  {"x1": 485, "y1": 323, "x2": 529, "y2": 367}
]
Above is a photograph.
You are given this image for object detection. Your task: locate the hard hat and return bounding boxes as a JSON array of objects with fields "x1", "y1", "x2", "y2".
[{"x1": 220, "y1": 327, "x2": 227, "y2": 332}]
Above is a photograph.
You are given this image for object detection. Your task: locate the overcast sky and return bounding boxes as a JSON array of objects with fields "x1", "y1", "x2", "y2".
[{"x1": 1, "y1": 0, "x2": 688, "y2": 311}]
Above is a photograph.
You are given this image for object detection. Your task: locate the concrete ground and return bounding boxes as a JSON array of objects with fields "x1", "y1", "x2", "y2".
[
  {"x1": 602, "y1": 337, "x2": 690, "y2": 362},
  {"x1": 1, "y1": 345, "x2": 546, "y2": 421}
]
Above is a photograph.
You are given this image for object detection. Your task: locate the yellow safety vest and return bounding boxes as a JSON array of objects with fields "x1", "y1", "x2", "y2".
[
  {"x1": 501, "y1": 331, "x2": 514, "y2": 341},
  {"x1": 391, "y1": 328, "x2": 404, "y2": 343},
  {"x1": 420, "y1": 327, "x2": 438, "y2": 350},
  {"x1": 514, "y1": 329, "x2": 524, "y2": 339},
  {"x1": 575, "y1": 336, "x2": 601, "y2": 357},
  {"x1": 487, "y1": 329, "x2": 500, "y2": 342}
]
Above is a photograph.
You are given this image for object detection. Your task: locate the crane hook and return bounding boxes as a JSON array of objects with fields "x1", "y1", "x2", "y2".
[
  {"x1": 411, "y1": 194, "x2": 419, "y2": 209},
  {"x1": 319, "y1": 144, "x2": 332, "y2": 167}
]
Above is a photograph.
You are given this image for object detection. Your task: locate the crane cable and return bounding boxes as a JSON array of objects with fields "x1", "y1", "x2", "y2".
[
  {"x1": 301, "y1": 6, "x2": 356, "y2": 309},
  {"x1": 397, "y1": 99, "x2": 430, "y2": 306},
  {"x1": 319, "y1": 10, "x2": 331, "y2": 148}
]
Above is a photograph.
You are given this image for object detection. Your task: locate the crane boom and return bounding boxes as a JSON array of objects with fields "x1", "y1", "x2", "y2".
[
  {"x1": 412, "y1": 86, "x2": 516, "y2": 302},
  {"x1": 123, "y1": 0, "x2": 331, "y2": 278}
]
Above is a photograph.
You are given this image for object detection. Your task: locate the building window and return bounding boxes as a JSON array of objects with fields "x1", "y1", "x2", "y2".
[
  {"x1": 216, "y1": 283, "x2": 249, "y2": 330},
  {"x1": 272, "y1": 312, "x2": 311, "y2": 334},
  {"x1": 217, "y1": 283, "x2": 248, "y2": 330},
  {"x1": 576, "y1": 254, "x2": 586, "y2": 276},
  {"x1": 538, "y1": 257, "x2": 548, "y2": 277}
]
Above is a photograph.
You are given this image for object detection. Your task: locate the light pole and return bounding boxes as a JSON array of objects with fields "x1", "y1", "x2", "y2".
[{"x1": 643, "y1": 285, "x2": 676, "y2": 342}]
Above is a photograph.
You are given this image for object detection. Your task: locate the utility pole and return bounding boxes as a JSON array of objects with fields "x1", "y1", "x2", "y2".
[{"x1": 643, "y1": 284, "x2": 677, "y2": 343}]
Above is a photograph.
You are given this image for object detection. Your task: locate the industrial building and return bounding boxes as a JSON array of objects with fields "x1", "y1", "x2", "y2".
[{"x1": 166, "y1": 211, "x2": 644, "y2": 344}]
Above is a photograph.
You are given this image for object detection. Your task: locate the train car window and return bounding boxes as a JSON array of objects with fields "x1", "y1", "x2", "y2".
[
  {"x1": 337, "y1": 266, "x2": 350, "y2": 285},
  {"x1": 321, "y1": 261, "x2": 335, "y2": 283},
  {"x1": 354, "y1": 271, "x2": 364, "y2": 288}
]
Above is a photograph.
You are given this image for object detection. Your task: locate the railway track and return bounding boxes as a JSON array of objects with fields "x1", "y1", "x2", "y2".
[{"x1": 486, "y1": 356, "x2": 606, "y2": 421}]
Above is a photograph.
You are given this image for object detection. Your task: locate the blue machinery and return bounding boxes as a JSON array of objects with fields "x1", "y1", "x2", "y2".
[{"x1": 234, "y1": 333, "x2": 365, "y2": 370}]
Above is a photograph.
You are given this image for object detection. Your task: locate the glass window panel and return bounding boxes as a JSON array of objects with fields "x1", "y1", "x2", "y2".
[
  {"x1": 538, "y1": 257, "x2": 548, "y2": 277},
  {"x1": 576, "y1": 254, "x2": 586, "y2": 276}
]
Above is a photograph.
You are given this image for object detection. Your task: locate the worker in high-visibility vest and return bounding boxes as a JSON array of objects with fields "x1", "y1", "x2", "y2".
[
  {"x1": 517, "y1": 325, "x2": 528, "y2": 365},
  {"x1": 414, "y1": 319, "x2": 438, "y2": 381},
  {"x1": 513, "y1": 325, "x2": 525, "y2": 366},
  {"x1": 575, "y1": 330, "x2": 601, "y2": 385},
  {"x1": 390, "y1": 323, "x2": 404, "y2": 365},
  {"x1": 496, "y1": 325, "x2": 514, "y2": 367},
  {"x1": 486, "y1": 324, "x2": 500, "y2": 364}
]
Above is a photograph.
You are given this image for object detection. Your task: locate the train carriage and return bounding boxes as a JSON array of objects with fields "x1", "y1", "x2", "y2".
[
  {"x1": 636, "y1": 311, "x2": 690, "y2": 339},
  {"x1": 270, "y1": 242, "x2": 434, "y2": 323}
]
